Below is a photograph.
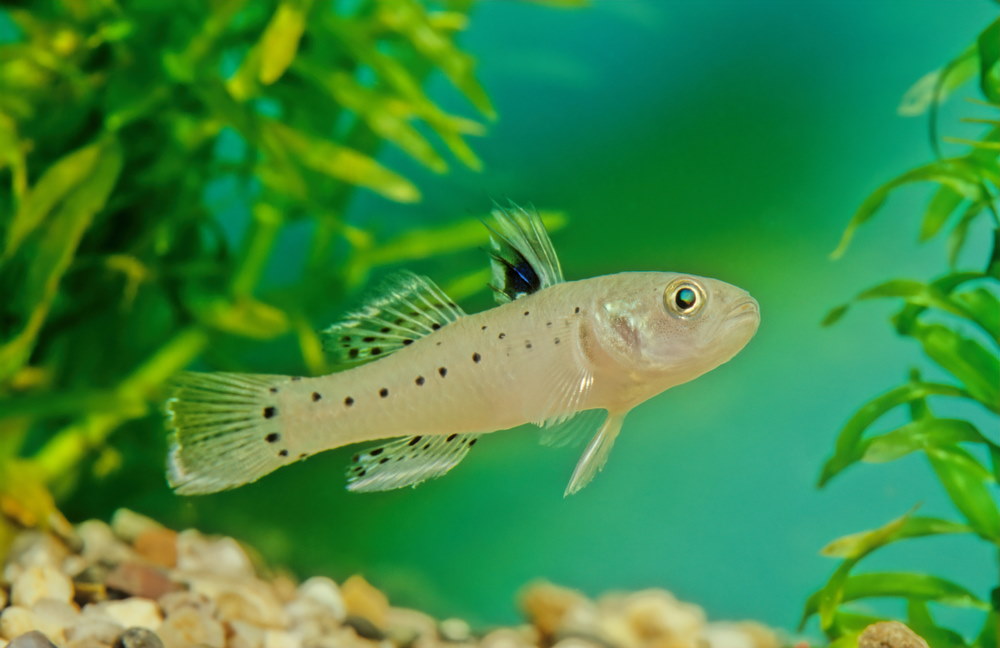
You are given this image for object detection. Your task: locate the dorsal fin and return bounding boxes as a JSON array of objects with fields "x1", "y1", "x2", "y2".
[
  {"x1": 321, "y1": 272, "x2": 465, "y2": 366},
  {"x1": 486, "y1": 202, "x2": 563, "y2": 304},
  {"x1": 346, "y1": 433, "x2": 481, "y2": 492}
]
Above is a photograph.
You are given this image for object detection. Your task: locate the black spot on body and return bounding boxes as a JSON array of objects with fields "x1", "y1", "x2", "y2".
[
  {"x1": 312, "y1": 392, "x2": 321, "y2": 401},
  {"x1": 266, "y1": 433, "x2": 280, "y2": 443},
  {"x1": 345, "y1": 396, "x2": 354, "y2": 406},
  {"x1": 379, "y1": 387, "x2": 389, "y2": 398},
  {"x1": 269, "y1": 387, "x2": 278, "y2": 394},
  {"x1": 498, "y1": 333, "x2": 506, "y2": 339},
  {"x1": 291, "y1": 376, "x2": 301, "y2": 381},
  {"x1": 472, "y1": 352, "x2": 481, "y2": 363},
  {"x1": 431, "y1": 323, "x2": 441, "y2": 330},
  {"x1": 524, "y1": 311, "x2": 530, "y2": 316},
  {"x1": 403, "y1": 339, "x2": 413, "y2": 345},
  {"x1": 555, "y1": 337, "x2": 561, "y2": 344},
  {"x1": 279, "y1": 449, "x2": 289, "y2": 457},
  {"x1": 526, "y1": 342, "x2": 533, "y2": 349},
  {"x1": 481, "y1": 325, "x2": 487, "y2": 331},
  {"x1": 409, "y1": 436, "x2": 422, "y2": 446},
  {"x1": 415, "y1": 376, "x2": 425, "y2": 386},
  {"x1": 438, "y1": 367, "x2": 447, "y2": 377},
  {"x1": 299, "y1": 453, "x2": 307, "y2": 460},
  {"x1": 575, "y1": 307, "x2": 581, "y2": 314},
  {"x1": 263, "y1": 406, "x2": 277, "y2": 419},
  {"x1": 446, "y1": 434, "x2": 457, "y2": 442}
]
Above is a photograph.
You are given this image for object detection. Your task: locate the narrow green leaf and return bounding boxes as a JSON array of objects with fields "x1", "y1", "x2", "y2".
[
  {"x1": 862, "y1": 418, "x2": 993, "y2": 464},
  {"x1": 819, "y1": 382, "x2": 971, "y2": 486},
  {"x1": 0, "y1": 136, "x2": 123, "y2": 382},
  {"x1": 263, "y1": 120, "x2": 420, "y2": 203},
  {"x1": 892, "y1": 271, "x2": 984, "y2": 335},
  {"x1": 908, "y1": 600, "x2": 975, "y2": 648},
  {"x1": 832, "y1": 159, "x2": 984, "y2": 259},
  {"x1": 258, "y1": 0, "x2": 311, "y2": 85},
  {"x1": 974, "y1": 611, "x2": 997, "y2": 648},
  {"x1": 927, "y1": 445, "x2": 1000, "y2": 540},
  {"x1": 976, "y1": 18, "x2": 1000, "y2": 103},
  {"x1": 821, "y1": 304, "x2": 850, "y2": 327},
  {"x1": 899, "y1": 44, "x2": 978, "y2": 116},
  {"x1": 821, "y1": 514, "x2": 970, "y2": 559},
  {"x1": 920, "y1": 185, "x2": 965, "y2": 241},
  {"x1": 4, "y1": 140, "x2": 102, "y2": 259},
  {"x1": 842, "y1": 572, "x2": 988, "y2": 609},
  {"x1": 912, "y1": 323, "x2": 1000, "y2": 411},
  {"x1": 953, "y1": 287, "x2": 1000, "y2": 343}
]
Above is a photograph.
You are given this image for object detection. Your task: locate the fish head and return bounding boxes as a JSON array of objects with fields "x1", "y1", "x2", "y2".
[{"x1": 592, "y1": 272, "x2": 759, "y2": 388}]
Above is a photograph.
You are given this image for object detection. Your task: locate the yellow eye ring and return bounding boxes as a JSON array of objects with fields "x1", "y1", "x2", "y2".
[{"x1": 664, "y1": 280, "x2": 706, "y2": 317}]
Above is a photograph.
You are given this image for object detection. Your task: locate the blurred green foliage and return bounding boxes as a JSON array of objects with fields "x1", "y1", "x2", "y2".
[
  {"x1": 802, "y1": 17, "x2": 1000, "y2": 648},
  {"x1": 0, "y1": 0, "x2": 570, "y2": 553}
]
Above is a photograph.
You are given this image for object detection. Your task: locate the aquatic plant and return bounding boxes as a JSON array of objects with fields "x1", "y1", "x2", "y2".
[
  {"x1": 0, "y1": 0, "x2": 570, "y2": 555},
  {"x1": 802, "y1": 17, "x2": 999, "y2": 648}
]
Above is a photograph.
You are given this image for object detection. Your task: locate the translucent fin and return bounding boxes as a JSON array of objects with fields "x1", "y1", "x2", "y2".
[
  {"x1": 531, "y1": 319, "x2": 594, "y2": 430},
  {"x1": 486, "y1": 202, "x2": 564, "y2": 304},
  {"x1": 346, "y1": 433, "x2": 481, "y2": 492},
  {"x1": 564, "y1": 412, "x2": 627, "y2": 497},
  {"x1": 539, "y1": 409, "x2": 606, "y2": 448},
  {"x1": 321, "y1": 271, "x2": 466, "y2": 366},
  {"x1": 165, "y1": 372, "x2": 291, "y2": 495}
]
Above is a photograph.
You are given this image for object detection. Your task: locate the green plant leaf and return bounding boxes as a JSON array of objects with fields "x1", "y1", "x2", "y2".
[
  {"x1": 0, "y1": 136, "x2": 123, "y2": 383},
  {"x1": 899, "y1": 44, "x2": 978, "y2": 117},
  {"x1": 976, "y1": 18, "x2": 1000, "y2": 103},
  {"x1": 819, "y1": 381, "x2": 971, "y2": 486},
  {"x1": 262, "y1": 120, "x2": 420, "y2": 203},
  {"x1": 953, "y1": 287, "x2": 1000, "y2": 343},
  {"x1": 908, "y1": 600, "x2": 975, "y2": 648},
  {"x1": 258, "y1": 0, "x2": 311, "y2": 85},
  {"x1": 911, "y1": 322, "x2": 1000, "y2": 412},
  {"x1": 927, "y1": 445, "x2": 1000, "y2": 540},
  {"x1": 861, "y1": 418, "x2": 996, "y2": 464},
  {"x1": 920, "y1": 185, "x2": 965, "y2": 241},
  {"x1": 974, "y1": 610, "x2": 997, "y2": 648},
  {"x1": 820, "y1": 514, "x2": 969, "y2": 559},
  {"x1": 832, "y1": 159, "x2": 986, "y2": 259},
  {"x1": 949, "y1": 203, "x2": 987, "y2": 267},
  {"x1": 842, "y1": 572, "x2": 988, "y2": 609}
]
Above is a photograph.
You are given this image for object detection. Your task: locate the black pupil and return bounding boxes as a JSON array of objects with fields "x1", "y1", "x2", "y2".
[{"x1": 675, "y1": 287, "x2": 696, "y2": 310}]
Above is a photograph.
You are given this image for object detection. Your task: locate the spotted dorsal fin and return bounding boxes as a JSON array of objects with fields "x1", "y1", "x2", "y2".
[
  {"x1": 486, "y1": 203, "x2": 563, "y2": 304},
  {"x1": 346, "y1": 433, "x2": 481, "y2": 492},
  {"x1": 321, "y1": 272, "x2": 465, "y2": 366}
]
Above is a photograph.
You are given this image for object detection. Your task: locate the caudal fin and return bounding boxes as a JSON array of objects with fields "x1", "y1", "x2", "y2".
[{"x1": 165, "y1": 371, "x2": 290, "y2": 495}]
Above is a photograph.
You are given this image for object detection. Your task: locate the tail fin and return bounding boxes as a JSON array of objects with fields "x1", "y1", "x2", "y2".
[{"x1": 165, "y1": 371, "x2": 290, "y2": 495}]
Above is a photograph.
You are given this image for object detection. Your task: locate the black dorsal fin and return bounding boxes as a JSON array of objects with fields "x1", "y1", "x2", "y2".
[{"x1": 486, "y1": 203, "x2": 564, "y2": 304}]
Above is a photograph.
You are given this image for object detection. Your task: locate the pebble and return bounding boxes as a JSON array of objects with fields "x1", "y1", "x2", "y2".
[
  {"x1": 520, "y1": 582, "x2": 594, "y2": 638},
  {"x1": 0, "y1": 587, "x2": 6, "y2": 609},
  {"x1": 30, "y1": 599, "x2": 80, "y2": 643},
  {"x1": 77, "y1": 521, "x2": 133, "y2": 566},
  {"x1": 133, "y1": 530, "x2": 178, "y2": 569},
  {"x1": 105, "y1": 562, "x2": 181, "y2": 600},
  {"x1": 7, "y1": 631, "x2": 56, "y2": 648},
  {"x1": 94, "y1": 598, "x2": 162, "y2": 631},
  {"x1": 341, "y1": 575, "x2": 389, "y2": 628},
  {"x1": 859, "y1": 621, "x2": 929, "y2": 648},
  {"x1": 228, "y1": 620, "x2": 265, "y2": 648},
  {"x1": 0, "y1": 607, "x2": 40, "y2": 641},
  {"x1": 115, "y1": 626, "x2": 166, "y2": 648},
  {"x1": 297, "y1": 576, "x2": 346, "y2": 621},
  {"x1": 110, "y1": 510, "x2": 165, "y2": 545},
  {"x1": 157, "y1": 606, "x2": 224, "y2": 648},
  {"x1": 11, "y1": 566, "x2": 73, "y2": 607},
  {"x1": 64, "y1": 616, "x2": 124, "y2": 645},
  {"x1": 176, "y1": 530, "x2": 254, "y2": 578}
]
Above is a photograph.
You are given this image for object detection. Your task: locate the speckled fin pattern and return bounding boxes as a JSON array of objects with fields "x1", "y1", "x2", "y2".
[
  {"x1": 321, "y1": 271, "x2": 466, "y2": 366},
  {"x1": 486, "y1": 203, "x2": 564, "y2": 304},
  {"x1": 346, "y1": 433, "x2": 481, "y2": 492}
]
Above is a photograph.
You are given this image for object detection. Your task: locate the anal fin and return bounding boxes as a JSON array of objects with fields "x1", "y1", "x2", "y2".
[{"x1": 346, "y1": 433, "x2": 481, "y2": 492}]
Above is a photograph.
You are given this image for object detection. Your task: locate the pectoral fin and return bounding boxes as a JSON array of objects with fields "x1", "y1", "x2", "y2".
[{"x1": 564, "y1": 412, "x2": 627, "y2": 497}]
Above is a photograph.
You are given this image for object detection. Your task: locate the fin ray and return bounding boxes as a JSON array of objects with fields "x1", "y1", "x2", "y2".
[
  {"x1": 346, "y1": 433, "x2": 480, "y2": 492},
  {"x1": 564, "y1": 413, "x2": 626, "y2": 497},
  {"x1": 487, "y1": 203, "x2": 563, "y2": 304}
]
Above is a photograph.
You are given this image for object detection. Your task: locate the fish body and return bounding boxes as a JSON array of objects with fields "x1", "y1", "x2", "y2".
[{"x1": 166, "y1": 207, "x2": 759, "y2": 496}]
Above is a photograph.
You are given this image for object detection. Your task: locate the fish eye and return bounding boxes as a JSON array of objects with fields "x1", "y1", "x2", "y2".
[{"x1": 664, "y1": 280, "x2": 705, "y2": 317}]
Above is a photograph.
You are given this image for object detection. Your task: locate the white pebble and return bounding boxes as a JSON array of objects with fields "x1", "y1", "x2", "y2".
[
  {"x1": 30, "y1": 599, "x2": 80, "y2": 643},
  {"x1": 11, "y1": 566, "x2": 73, "y2": 607},
  {"x1": 111, "y1": 509, "x2": 165, "y2": 544},
  {"x1": 64, "y1": 615, "x2": 124, "y2": 645},
  {"x1": 176, "y1": 531, "x2": 254, "y2": 578},
  {"x1": 297, "y1": 577, "x2": 346, "y2": 621},
  {"x1": 158, "y1": 607, "x2": 224, "y2": 648},
  {"x1": 77, "y1": 520, "x2": 133, "y2": 565},
  {"x1": 97, "y1": 598, "x2": 162, "y2": 631},
  {"x1": 0, "y1": 607, "x2": 40, "y2": 641},
  {"x1": 263, "y1": 630, "x2": 302, "y2": 648}
]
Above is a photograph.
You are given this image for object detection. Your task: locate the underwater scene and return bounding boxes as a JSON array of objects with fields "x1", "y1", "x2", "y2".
[{"x1": 0, "y1": 0, "x2": 998, "y2": 647}]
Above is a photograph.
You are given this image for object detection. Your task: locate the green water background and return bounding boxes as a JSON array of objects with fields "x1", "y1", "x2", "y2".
[{"x1": 66, "y1": 0, "x2": 998, "y2": 636}]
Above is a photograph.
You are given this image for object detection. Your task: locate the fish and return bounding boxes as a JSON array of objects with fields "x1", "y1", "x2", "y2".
[{"x1": 165, "y1": 204, "x2": 760, "y2": 496}]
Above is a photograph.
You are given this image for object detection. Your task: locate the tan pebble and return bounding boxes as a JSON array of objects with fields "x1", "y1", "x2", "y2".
[
  {"x1": 228, "y1": 620, "x2": 265, "y2": 648},
  {"x1": 262, "y1": 630, "x2": 301, "y2": 648},
  {"x1": 158, "y1": 590, "x2": 217, "y2": 618},
  {"x1": 703, "y1": 622, "x2": 779, "y2": 648},
  {"x1": 11, "y1": 566, "x2": 73, "y2": 607},
  {"x1": 5, "y1": 630, "x2": 57, "y2": 647},
  {"x1": 105, "y1": 562, "x2": 182, "y2": 600},
  {"x1": 77, "y1": 520, "x2": 134, "y2": 566},
  {"x1": 0, "y1": 607, "x2": 40, "y2": 640},
  {"x1": 440, "y1": 618, "x2": 471, "y2": 642},
  {"x1": 552, "y1": 638, "x2": 606, "y2": 648},
  {"x1": 385, "y1": 607, "x2": 438, "y2": 646},
  {"x1": 176, "y1": 531, "x2": 254, "y2": 578},
  {"x1": 0, "y1": 587, "x2": 7, "y2": 609},
  {"x1": 64, "y1": 614, "x2": 124, "y2": 644},
  {"x1": 520, "y1": 581, "x2": 594, "y2": 638},
  {"x1": 481, "y1": 627, "x2": 538, "y2": 648},
  {"x1": 30, "y1": 599, "x2": 80, "y2": 643},
  {"x1": 134, "y1": 529, "x2": 178, "y2": 569},
  {"x1": 341, "y1": 575, "x2": 388, "y2": 628},
  {"x1": 297, "y1": 577, "x2": 346, "y2": 621},
  {"x1": 61, "y1": 555, "x2": 89, "y2": 579},
  {"x1": 99, "y1": 598, "x2": 162, "y2": 631},
  {"x1": 859, "y1": 621, "x2": 929, "y2": 648},
  {"x1": 158, "y1": 606, "x2": 224, "y2": 648},
  {"x1": 8, "y1": 532, "x2": 68, "y2": 571},
  {"x1": 65, "y1": 638, "x2": 108, "y2": 648},
  {"x1": 185, "y1": 575, "x2": 287, "y2": 628},
  {"x1": 613, "y1": 589, "x2": 704, "y2": 648},
  {"x1": 111, "y1": 509, "x2": 166, "y2": 544},
  {"x1": 270, "y1": 573, "x2": 298, "y2": 604}
]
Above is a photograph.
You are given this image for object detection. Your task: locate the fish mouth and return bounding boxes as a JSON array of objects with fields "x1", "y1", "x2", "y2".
[{"x1": 728, "y1": 299, "x2": 760, "y2": 324}]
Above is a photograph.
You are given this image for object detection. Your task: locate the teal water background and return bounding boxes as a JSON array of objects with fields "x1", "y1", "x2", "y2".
[{"x1": 80, "y1": 0, "x2": 998, "y2": 636}]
